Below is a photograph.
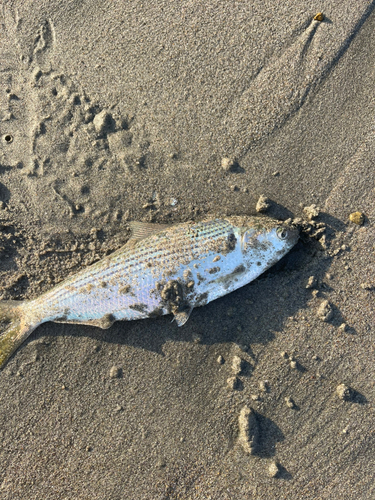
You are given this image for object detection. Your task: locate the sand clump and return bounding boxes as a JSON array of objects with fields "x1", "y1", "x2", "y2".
[
  {"x1": 238, "y1": 406, "x2": 259, "y2": 455},
  {"x1": 255, "y1": 194, "x2": 271, "y2": 213},
  {"x1": 336, "y1": 383, "x2": 353, "y2": 401},
  {"x1": 109, "y1": 366, "x2": 122, "y2": 379},
  {"x1": 317, "y1": 299, "x2": 334, "y2": 322},
  {"x1": 231, "y1": 355, "x2": 244, "y2": 375}
]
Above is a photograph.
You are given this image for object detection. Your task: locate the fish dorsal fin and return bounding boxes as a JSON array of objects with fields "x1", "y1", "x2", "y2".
[{"x1": 127, "y1": 221, "x2": 171, "y2": 245}]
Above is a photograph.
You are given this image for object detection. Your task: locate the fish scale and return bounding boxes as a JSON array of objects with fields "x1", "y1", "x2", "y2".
[
  {"x1": 29, "y1": 220, "x2": 233, "y2": 321},
  {"x1": 0, "y1": 216, "x2": 299, "y2": 368}
]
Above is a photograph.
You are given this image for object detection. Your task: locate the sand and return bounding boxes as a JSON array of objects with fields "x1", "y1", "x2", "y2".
[{"x1": 0, "y1": 1, "x2": 374, "y2": 498}]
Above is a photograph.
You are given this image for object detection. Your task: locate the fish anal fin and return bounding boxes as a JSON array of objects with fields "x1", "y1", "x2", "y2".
[{"x1": 54, "y1": 314, "x2": 115, "y2": 330}]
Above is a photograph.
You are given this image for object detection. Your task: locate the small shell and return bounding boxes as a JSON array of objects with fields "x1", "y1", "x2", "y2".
[{"x1": 313, "y1": 12, "x2": 324, "y2": 22}]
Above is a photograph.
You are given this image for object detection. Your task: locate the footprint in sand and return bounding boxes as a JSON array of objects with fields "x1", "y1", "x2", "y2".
[{"x1": 0, "y1": 7, "x2": 149, "y2": 223}]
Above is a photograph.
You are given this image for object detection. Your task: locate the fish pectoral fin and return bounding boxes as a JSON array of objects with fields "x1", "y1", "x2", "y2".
[
  {"x1": 127, "y1": 221, "x2": 171, "y2": 245},
  {"x1": 173, "y1": 307, "x2": 193, "y2": 327}
]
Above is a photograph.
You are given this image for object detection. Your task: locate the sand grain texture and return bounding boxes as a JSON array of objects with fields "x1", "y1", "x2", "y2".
[{"x1": 0, "y1": 1, "x2": 374, "y2": 498}]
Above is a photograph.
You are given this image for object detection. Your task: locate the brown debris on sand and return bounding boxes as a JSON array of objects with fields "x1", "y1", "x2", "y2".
[
  {"x1": 349, "y1": 211, "x2": 365, "y2": 225},
  {"x1": 313, "y1": 12, "x2": 324, "y2": 22}
]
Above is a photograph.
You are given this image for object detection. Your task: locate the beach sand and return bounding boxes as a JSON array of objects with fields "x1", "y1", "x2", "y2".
[{"x1": 0, "y1": 1, "x2": 374, "y2": 498}]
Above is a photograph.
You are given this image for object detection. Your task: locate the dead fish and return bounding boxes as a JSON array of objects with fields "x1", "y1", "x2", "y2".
[{"x1": 0, "y1": 216, "x2": 299, "y2": 367}]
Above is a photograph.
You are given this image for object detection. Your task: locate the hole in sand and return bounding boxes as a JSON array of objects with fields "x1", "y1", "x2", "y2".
[{"x1": 3, "y1": 134, "x2": 13, "y2": 144}]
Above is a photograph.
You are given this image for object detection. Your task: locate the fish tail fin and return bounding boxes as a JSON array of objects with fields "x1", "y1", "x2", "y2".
[{"x1": 0, "y1": 300, "x2": 38, "y2": 369}]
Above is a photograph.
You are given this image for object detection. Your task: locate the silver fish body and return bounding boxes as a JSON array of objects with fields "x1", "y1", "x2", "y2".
[{"x1": 0, "y1": 216, "x2": 299, "y2": 367}]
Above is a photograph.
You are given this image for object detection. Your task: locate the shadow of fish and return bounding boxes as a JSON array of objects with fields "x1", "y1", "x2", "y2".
[{"x1": 0, "y1": 216, "x2": 299, "y2": 368}]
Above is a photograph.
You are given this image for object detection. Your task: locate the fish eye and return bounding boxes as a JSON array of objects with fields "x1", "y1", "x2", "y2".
[{"x1": 276, "y1": 227, "x2": 288, "y2": 240}]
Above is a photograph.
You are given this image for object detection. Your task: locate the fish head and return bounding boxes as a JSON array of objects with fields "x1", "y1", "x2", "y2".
[{"x1": 238, "y1": 216, "x2": 299, "y2": 268}]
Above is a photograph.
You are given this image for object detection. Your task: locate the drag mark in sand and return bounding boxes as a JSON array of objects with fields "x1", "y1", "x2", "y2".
[{"x1": 225, "y1": 5, "x2": 375, "y2": 157}]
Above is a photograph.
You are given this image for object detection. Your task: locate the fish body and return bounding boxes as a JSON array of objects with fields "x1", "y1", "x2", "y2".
[{"x1": 0, "y1": 216, "x2": 299, "y2": 367}]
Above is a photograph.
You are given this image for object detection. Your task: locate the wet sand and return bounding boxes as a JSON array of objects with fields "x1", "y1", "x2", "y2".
[{"x1": 0, "y1": 1, "x2": 374, "y2": 498}]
